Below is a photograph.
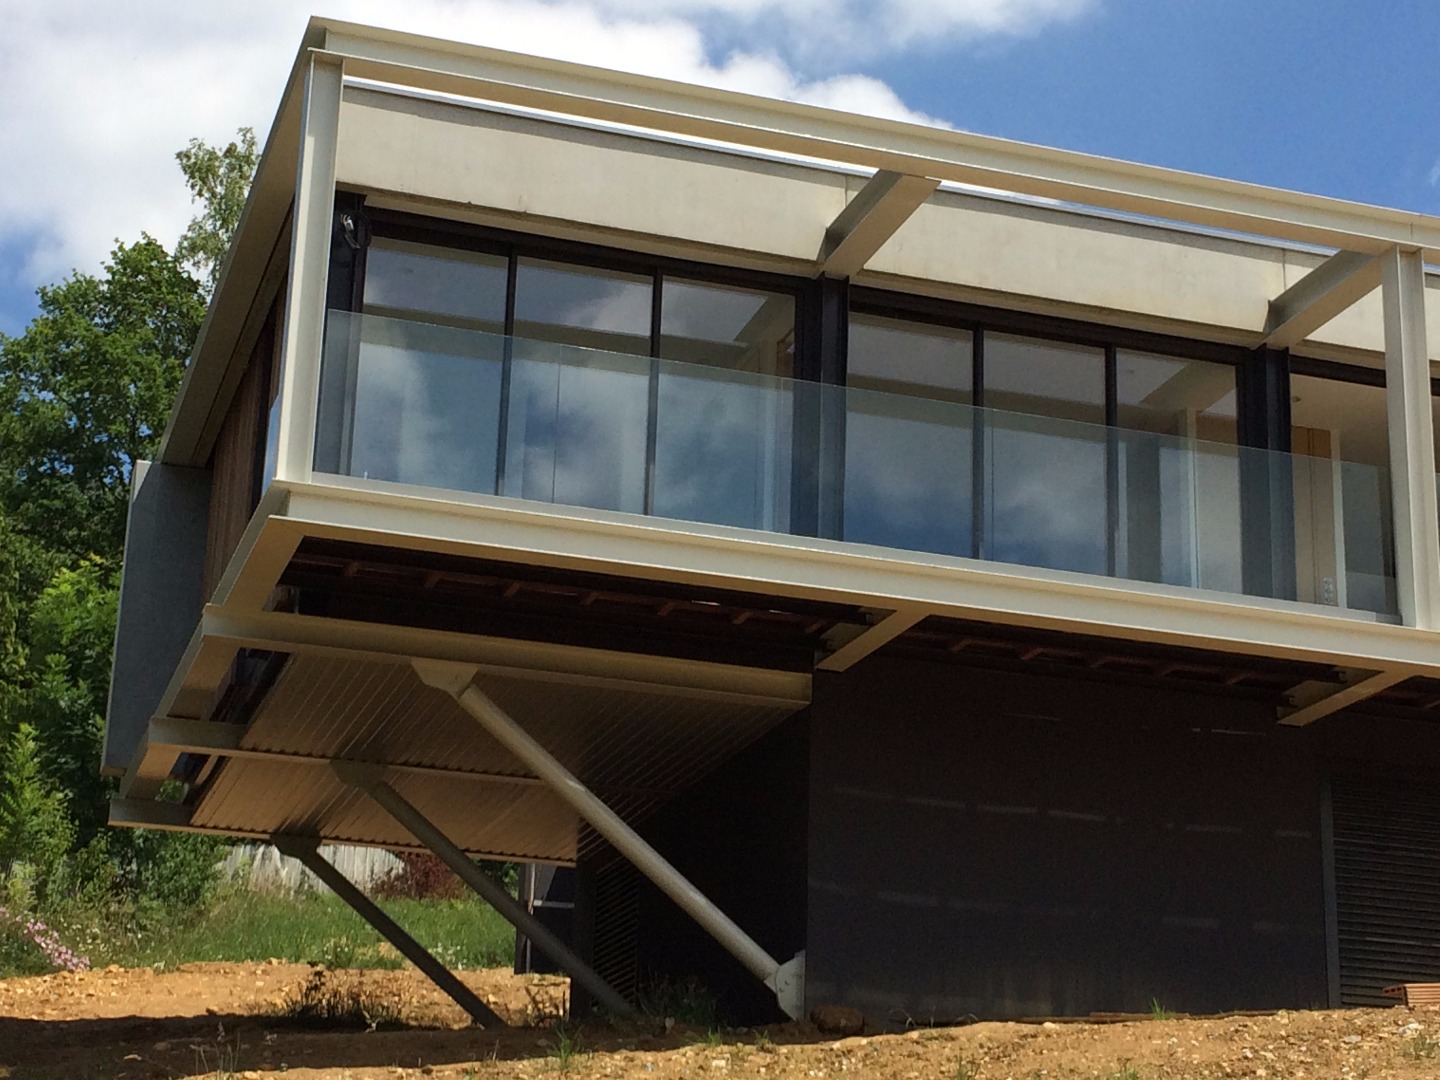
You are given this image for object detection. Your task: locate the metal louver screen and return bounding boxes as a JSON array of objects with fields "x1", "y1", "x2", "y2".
[
  {"x1": 591, "y1": 860, "x2": 641, "y2": 1006},
  {"x1": 1333, "y1": 776, "x2": 1440, "y2": 1006}
]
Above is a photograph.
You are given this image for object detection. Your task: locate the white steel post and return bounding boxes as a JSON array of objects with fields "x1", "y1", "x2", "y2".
[
  {"x1": 273, "y1": 51, "x2": 343, "y2": 486},
  {"x1": 1381, "y1": 246, "x2": 1440, "y2": 629}
]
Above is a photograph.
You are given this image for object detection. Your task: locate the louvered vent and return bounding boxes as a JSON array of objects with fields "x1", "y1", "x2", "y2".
[
  {"x1": 591, "y1": 859, "x2": 641, "y2": 1007},
  {"x1": 1332, "y1": 776, "x2": 1440, "y2": 1006}
]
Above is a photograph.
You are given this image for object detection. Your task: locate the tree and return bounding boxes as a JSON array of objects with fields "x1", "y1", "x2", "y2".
[
  {"x1": 174, "y1": 128, "x2": 259, "y2": 293},
  {"x1": 0, "y1": 128, "x2": 258, "y2": 921},
  {"x1": 0, "y1": 239, "x2": 205, "y2": 573}
]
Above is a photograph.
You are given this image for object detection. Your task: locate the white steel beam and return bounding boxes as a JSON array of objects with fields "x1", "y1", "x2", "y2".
[
  {"x1": 1264, "y1": 250, "x2": 1383, "y2": 350},
  {"x1": 331, "y1": 763, "x2": 636, "y2": 1017},
  {"x1": 817, "y1": 606, "x2": 927, "y2": 672},
  {"x1": 818, "y1": 171, "x2": 939, "y2": 277},
  {"x1": 273, "y1": 835, "x2": 508, "y2": 1028},
  {"x1": 196, "y1": 606, "x2": 810, "y2": 707},
  {"x1": 139, "y1": 714, "x2": 666, "y2": 797},
  {"x1": 1278, "y1": 668, "x2": 1408, "y2": 727},
  {"x1": 273, "y1": 51, "x2": 343, "y2": 486},
  {"x1": 1381, "y1": 246, "x2": 1440, "y2": 630},
  {"x1": 316, "y1": 22, "x2": 1440, "y2": 257},
  {"x1": 414, "y1": 659, "x2": 806, "y2": 1019}
]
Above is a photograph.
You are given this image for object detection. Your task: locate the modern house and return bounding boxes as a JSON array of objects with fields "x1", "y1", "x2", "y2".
[{"x1": 105, "y1": 19, "x2": 1440, "y2": 1026}]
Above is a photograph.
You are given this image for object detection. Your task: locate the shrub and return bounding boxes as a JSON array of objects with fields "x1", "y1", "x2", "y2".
[
  {"x1": 373, "y1": 852, "x2": 463, "y2": 900},
  {"x1": 0, "y1": 906, "x2": 89, "y2": 973}
]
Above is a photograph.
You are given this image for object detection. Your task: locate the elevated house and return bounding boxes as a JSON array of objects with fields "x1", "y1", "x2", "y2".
[{"x1": 106, "y1": 19, "x2": 1440, "y2": 1025}]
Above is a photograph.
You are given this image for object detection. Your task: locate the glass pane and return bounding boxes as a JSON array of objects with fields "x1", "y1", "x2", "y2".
[
  {"x1": 844, "y1": 316, "x2": 973, "y2": 555},
  {"x1": 504, "y1": 339, "x2": 649, "y2": 514},
  {"x1": 659, "y1": 279, "x2": 796, "y2": 376},
  {"x1": 513, "y1": 258, "x2": 652, "y2": 356},
  {"x1": 983, "y1": 335, "x2": 1106, "y2": 573},
  {"x1": 1290, "y1": 373, "x2": 1392, "y2": 609},
  {"x1": 844, "y1": 387, "x2": 973, "y2": 557},
  {"x1": 1114, "y1": 352, "x2": 1238, "y2": 585},
  {"x1": 319, "y1": 311, "x2": 503, "y2": 493},
  {"x1": 362, "y1": 239, "x2": 507, "y2": 332},
  {"x1": 983, "y1": 409, "x2": 1108, "y2": 575},
  {"x1": 983, "y1": 333, "x2": 1104, "y2": 422},
  {"x1": 653, "y1": 360, "x2": 793, "y2": 530},
  {"x1": 848, "y1": 315, "x2": 972, "y2": 401}
]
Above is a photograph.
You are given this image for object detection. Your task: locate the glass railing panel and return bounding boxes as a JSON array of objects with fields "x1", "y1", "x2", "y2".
[
  {"x1": 315, "y1": 310, "x2": 1399, "y2": 619},
  {"x1": 317, "y1": 310, "x2": 504, "y2": 493},
  {"x1": 653, "y1": 358, "x2": 794, "y2": 532},
  {"x1": 503, "y1": 339, "x2": 649, "y2": 515},
  {"x1": 842, "y1": 387, "x2": 974, "y2": 557},
  {"x1": 982, "y1": 408, "x2": 1110, "y2": 576}
]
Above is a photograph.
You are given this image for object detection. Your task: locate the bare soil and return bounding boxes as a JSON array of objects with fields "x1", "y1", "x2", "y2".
[{"x1": 1, "y1": 963, "x2": 1438, "y2": 1079}]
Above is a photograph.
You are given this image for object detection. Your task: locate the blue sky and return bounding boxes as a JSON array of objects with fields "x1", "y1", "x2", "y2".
[{"x1": 1, "y1": 0, "x2": 1436, "y2": 339}]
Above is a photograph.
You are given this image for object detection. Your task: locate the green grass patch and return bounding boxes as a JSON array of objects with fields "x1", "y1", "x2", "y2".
[{"x1": 100, "y1": 890, "x2": 514, "y2": 972}]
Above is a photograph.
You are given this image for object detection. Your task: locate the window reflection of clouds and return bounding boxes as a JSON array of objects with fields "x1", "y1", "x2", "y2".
[
  {"x1": 363, "y1": 241, "x2": 507, "y2": 330},
  {"x1": 505, "y1": 347, "x2": 649, "y2": 515},
  {"x1": 844, "y1": 316, "x2": 972, "y2": 555},
  {"x1": 654, "y1": 365, "x2": 792, "y2": 531},
  {"x1": 350, "y1": 340, "x2": 501, "y2": 494},
  {"x1": 514, "y1": 259, "x2": 652, "y2": 351}
]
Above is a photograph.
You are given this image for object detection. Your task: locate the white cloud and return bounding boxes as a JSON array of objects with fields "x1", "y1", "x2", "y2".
[{"x1": 0, "y1": 0, "x2": 1090, "y2": 299}]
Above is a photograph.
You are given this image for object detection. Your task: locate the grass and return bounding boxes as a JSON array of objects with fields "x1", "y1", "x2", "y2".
[
  {"x1": 1148, "y1": 997, "x2": 1173, "y2": 1021},
  {"x1": 953, "y1": 1054, "x2": 981, "y2": 1079},
  {"x1": 549, "y1": 1022, "x2": 584, "y2": 1072},
  {"x1": 1105, "y1": 1065, "x2": 1143, "y2": 1080},
  {"x1": 106, "y1": 890, "x2": 514, "y2": 971}
]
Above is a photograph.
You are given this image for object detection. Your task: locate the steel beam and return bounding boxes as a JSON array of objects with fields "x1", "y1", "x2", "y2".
[
  {"x1": 271, "y1": 836, "x2": 507, "y2": 1028},
  {"x1": 1278, "y1": 668, "x2": 1407, "y2": 726},
  {"x1": 817, "y1": 606, "x2": 926, "y2": 671},
  {"x1": 818, "y1": 171, "x2": 939, "y2": 277},
  {"x1": 273, "y1": 51, "x2": 343, "y2": 486},
  {"x1": 413, "y1": 659, "x2": 806, "y2": 1019},
  {"x1": 1381, "y1": 246, "x2": 1440, "y2": 630},
  {"x1": 1264, "y1": 250, "x2": 1382, "y2": 350},
  {"x1": 331, "y1": 762, "x2": 636, "y2": 1017}
]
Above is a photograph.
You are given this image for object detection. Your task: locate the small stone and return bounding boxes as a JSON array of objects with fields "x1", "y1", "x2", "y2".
[{"x1": 811, "y1": 1005, "x2": 865, "y2": 1037}]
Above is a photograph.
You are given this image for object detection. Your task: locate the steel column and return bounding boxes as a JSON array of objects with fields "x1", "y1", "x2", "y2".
[
  {"x1": 270, "y1": 835, "x2": 507, "y2": 1028},
  {"x1": 414, "y1": 659, "x2": 806, "y2": 1018},
  {"x1": 331, "y1": 762, "x2": 636, "y2": 1017},
  {"x1": 1381, "y1": 246, "x2": 1440, "y2": 629}
]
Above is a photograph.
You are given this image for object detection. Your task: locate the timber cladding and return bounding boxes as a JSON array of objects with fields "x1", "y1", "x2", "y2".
[
  {"x1": 806, "y1": 658, "x2": 1329, "y2": 1022},
  {"x1": 203, "y1": 312, "x2": 279, "y2": 598}
]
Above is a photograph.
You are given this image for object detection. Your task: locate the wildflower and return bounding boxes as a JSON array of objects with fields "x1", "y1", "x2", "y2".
[{"x1": 0, "y1": 905, "x2": 90, "y2": 972}]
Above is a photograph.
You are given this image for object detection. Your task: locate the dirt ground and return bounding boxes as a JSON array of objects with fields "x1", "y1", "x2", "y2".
[{"x1": 1, "y1": 963, "x2": 1438, "y2": 1079}]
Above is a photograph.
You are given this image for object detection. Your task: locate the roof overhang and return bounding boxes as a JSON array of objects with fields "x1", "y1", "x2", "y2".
[{"x1": 157, "y1": 17, "x2": 1440, "y2": 471}]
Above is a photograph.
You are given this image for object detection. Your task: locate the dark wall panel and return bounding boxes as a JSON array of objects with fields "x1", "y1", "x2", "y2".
[
  {"x1": 620, "y1": 713, "x2": 809, "y2": 1025},
  {"x1": 807, "y1": 659, "x2": 1328, "y2": 1022}
]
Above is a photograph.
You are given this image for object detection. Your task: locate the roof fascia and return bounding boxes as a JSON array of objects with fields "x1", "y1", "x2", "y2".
[
  {"x1": 157, "y1": 20, "x2": 328, "y2": 467},
  {"x1": 313, "y1": 19, "x2": 1440, "y2": 259}
]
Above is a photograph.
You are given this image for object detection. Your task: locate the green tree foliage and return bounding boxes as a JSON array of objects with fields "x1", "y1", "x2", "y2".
[
  {"x1": 0, "y1": 238, "x2": 204, "y2": 573},
  {"x1": 0, "y1": 722, "x2": 74, "y2": 903},
  {"x1": 0, "y1": 128, "x2": 258, "y2": 933},
  {"x1": 174, "y1": 127, "x2": 259, "y2": 293}
]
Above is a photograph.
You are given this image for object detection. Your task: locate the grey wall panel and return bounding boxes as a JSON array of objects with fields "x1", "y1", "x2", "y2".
[
  {"x1": 807, "y1": 659, "x2": 1328, "y2": 1022},
  {"x1": 103, "y1": 460, "x2": 212, "y2": 775}
]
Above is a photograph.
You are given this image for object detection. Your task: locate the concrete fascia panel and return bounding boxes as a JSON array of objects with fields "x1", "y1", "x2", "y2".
[
  {"x1": 269, "y1": 478, "x2": 1440, "y2": 677},
  {"x1": 310, "y1": 22, "x2": 1440, "y2": 257},
  {"x1": 103, "y1": 461, "x2": 211, "y2": 775}
]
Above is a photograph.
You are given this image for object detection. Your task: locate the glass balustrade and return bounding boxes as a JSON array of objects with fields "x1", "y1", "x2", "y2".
[{"x1": 315, "y1": 310, "x2": 1398, "y2": 618}]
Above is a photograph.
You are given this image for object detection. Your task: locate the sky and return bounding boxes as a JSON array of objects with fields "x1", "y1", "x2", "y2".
[{"x1": 1, "y1": 0, "x2": 1437, "y2": 338}]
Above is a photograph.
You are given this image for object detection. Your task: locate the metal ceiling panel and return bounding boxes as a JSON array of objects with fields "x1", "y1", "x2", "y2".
[{"x1": 192, "y1": 652, "x2": 805, "y2": 858}]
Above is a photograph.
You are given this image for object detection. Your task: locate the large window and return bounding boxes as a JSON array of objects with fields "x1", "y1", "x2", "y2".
[
  {"x1": 318, "y1": 224, "x2": 801, "y2": 528},
  {"x1": 311, "y1": 215, "x2": 1396, "y2": 616}
]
